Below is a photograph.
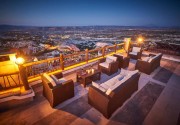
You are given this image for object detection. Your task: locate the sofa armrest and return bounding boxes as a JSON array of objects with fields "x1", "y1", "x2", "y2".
[
  {"x1": 135, "y1": 59, "x2": 152, "y2": 74},
  {"x1": 99, "y1": 58, "x2": 106, "y2": 63},
  {"x1": 54, "y1": 72, "x2": 63, "y2": 79},
  {"x1": 62, "y1": 79, "x2": 74, "y2": 86},
  {"x1": 109, "y1": 61, "x2": 119, "y2": 70},
  {"x1": 149, "y1": 53, "x2": 156, "y2": 57},
  {"x1": 88, "y1": 86, "x2": 110, "y2": 116}
]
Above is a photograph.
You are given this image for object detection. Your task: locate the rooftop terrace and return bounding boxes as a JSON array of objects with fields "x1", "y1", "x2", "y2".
[{"x1": 0, "y1": 51, "x2": 180, "y2": 125}]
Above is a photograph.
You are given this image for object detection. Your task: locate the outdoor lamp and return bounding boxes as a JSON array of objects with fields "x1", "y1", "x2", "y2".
[
  {"x1": 16, "y1": 57, "x2": 25, "y2": 65},
  {"x1": 137, "y1": 37, "x2": 143, "y2": 44}
]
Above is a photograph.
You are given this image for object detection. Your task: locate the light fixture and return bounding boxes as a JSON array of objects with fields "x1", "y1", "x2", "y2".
[
  {"x1": 16, "y1": 57, "x2": 25, "y2": 65},
  {"x1": 137, "y1": 37, "x2": 143, "y2": 43}
]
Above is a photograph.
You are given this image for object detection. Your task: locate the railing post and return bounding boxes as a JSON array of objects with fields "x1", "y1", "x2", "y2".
[
  {"x1": 85, "y1": 49, "x2": 89, "y2": 63},
  {"x1": 102, "y1": 47, "x2": 105, "y2": 57},
  {"x1": 60, "y1": 54, "x2": 64, "y2": 70},
  {"x1": 114, "y1": 44, "x2": 117, "y2": 53},
  {"x1": 19, "y1": 65, "x2": 30, "y2": 90},
  {"x1": 124, "y1": 38, "x2": 131, "y2": 53}
]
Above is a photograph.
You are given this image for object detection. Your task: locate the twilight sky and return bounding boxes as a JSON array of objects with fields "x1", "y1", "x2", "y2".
[{"x1": 0, "y1": 0, "x2": 180, "y2": 26}]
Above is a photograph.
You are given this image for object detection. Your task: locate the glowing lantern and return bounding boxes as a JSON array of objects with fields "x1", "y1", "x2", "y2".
[{"x1": 16, "y1": 57, "x2": 25, "y2": 65}]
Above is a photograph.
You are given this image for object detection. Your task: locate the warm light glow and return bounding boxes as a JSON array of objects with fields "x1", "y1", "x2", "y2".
[
  {"x1": 137, "y1": 37, "x2": 144, "y2": 44},
  {"x1": 16, "y1": 57, "x2": 25, "y2": 65}
]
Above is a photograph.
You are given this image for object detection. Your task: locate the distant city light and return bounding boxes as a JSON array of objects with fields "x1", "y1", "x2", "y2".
[{"x1": 16, "y1": 57, "x2": 25, "y2": 65}]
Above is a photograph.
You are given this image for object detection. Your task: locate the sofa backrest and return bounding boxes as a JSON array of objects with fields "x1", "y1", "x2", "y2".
[
  {"x1": 149, "y1": 53, "x2": 162, "y2": 69},
  {"x1": 106, "y1": 55, "x2": 117, "y2": 62},
  {"x1": 108, "y1": 72, "x2": 140, "y2": 98},
  {"x1": 132, "y1": 47, "x2": 141, "y2": 53},
  {"x1": 42, "y1": 73, "x2": 57, "y2": 87},
  {"x1": 105, "y1": 70, "x2": 139, "y2": 96}
]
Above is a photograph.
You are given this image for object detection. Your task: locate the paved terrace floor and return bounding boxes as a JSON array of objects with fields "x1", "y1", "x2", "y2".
[{"x1": 0, "y1": 54, "x2": 180, "y2": 125}]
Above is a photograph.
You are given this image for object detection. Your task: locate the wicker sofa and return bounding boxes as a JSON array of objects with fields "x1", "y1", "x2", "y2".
[
  {"x1": 88, "y1": 69, "x2": 140, "y2": 118},
  {"x1": 98, "y1": 56, "x2": 119, "y2": 76},
  {"x1": 128, "y1": 47, "x2": 143, "y2": 59},
  {"x1": 113, "y1": 53, "x2": 130, "y2": 68},
  {"x1": 41, "y1": 73, "x2": 74, "y2": 107},
  {"x1": 135, "y1": 53, "x2": 163, "y2": 75}
]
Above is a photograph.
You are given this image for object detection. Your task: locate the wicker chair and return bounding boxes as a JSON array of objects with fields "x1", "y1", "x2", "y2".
[
  {"x1": 113, "y1": 54, "x2": 130, "y2": 68},
  {"x1": 41, "y1": 73, "x2": 74, "y2": 107},
  {"x1": 135, "y1": 53, "x2": 163, "y2": 74},
  {"x1": 128, "y1": 47, "x2": 143, "y2": 59},
  {"x1": 98, "y1": 56, "x2": 119, "y2": 76}
]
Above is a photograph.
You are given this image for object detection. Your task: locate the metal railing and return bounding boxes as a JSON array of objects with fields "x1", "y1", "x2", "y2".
[{"x1": 23, "y1": 43, "x2": 125, "y2": 79}]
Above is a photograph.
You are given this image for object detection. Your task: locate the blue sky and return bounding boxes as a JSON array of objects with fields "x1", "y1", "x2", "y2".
[{"x1": 0, "y1": 0, "x2": 180, "y2": 26}]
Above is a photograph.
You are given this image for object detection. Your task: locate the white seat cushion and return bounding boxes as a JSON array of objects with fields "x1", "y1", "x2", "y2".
[
  {"x1": 43, "y1": 73, "x2": 56, "y2": 87},
  {"x1": 99, "y1": 62, "x2": 109, "y2": 68},
  {"x1": 100, "y1": 74, "x2": 125, "y2": 90},
  {"x1": 142, "y1": 57, "x2": 150, "y2": 62},
  {"x1": 129, "y1": 52, "x2": 137, "y2": 55},
  {"x1": 132, "y1": 47, "x2": 141, "y2": 53},
  {"x1": 92, "y1": 82, "x2": 100, "y2": 88},
  {"x1": 100, "y1": 83, "x2": 110, "y2": 90},
  {"x1": 106, "y1": 58, "x2": 113, "y2": 64},
  {"x1": 106, "y1": 75, "x2": 131, "y2": 95},
  {"x1": 92, "y1": 82, "x2": 106, "y2": 92},
  {"x1": 120, "y1": 68, "x2": 139, "y2": 76},
  {"x1": 106, "y1": 55, "x2": 117, "y2": 61}
]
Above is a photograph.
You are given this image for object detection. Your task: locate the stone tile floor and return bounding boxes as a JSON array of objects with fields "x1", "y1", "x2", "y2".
[{"x1": 0, "y1": 54, "x2": 179, "y2": 125}]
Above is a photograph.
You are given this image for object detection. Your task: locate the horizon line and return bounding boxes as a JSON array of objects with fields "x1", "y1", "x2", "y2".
[{"x1": 0, "y1": 24, "x2": 180, "y2": 28}]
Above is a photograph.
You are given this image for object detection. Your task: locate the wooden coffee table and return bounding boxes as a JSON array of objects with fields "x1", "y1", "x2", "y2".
[{"x1": 76, "y1": 69, "x2": 101, "y2": 87}]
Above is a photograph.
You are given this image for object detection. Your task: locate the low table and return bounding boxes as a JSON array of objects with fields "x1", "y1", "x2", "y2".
[{"x1": 76, "y1": 69, "x2": 101, "y2": 87}]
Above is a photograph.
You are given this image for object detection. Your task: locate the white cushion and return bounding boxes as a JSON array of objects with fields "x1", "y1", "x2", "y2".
[
  {"x1": 100, "y1": 74, "x2": 125, "y2": 91},
  {"x1": 106, "y1": 58, "x2": 113, "y2": 64},
  {"x1": 99, "y1": 62, "x2": 109, "y2": 68},
  {"x1": 132, "y1": 47, "x2": 141, "y2": 53},
  {"x1": 120, "y1": 68, "x2": 138, "y2": 76},
  {"x1": 99, "y1": 86, "x2": 106, "y2": 92},
  {"x1": 129, "y1": 52, "x2": 137, "y2": 55},
  {"x1": 100, "y1": 84, "x2": 109, "y2": 90},
  {"x1": 106, "y1": 56, "x2": 117, "y2": 61},
  {"x1": 92, "y1": 82, "x2": 106, "y2": 92},
  {"x1": 106, "y1": 75, "x2": 131, "y2": 95},
  {"x1": 58, "y1": 78, "x2": 66, "y2": 84},
  {"x1": 92, "y1": 82, "x2": 100, "y2": 88},
  {"x1": 43, "y1": 73, "x2": 56, "y2": 87},
  {"x1": 142, "y1": 57, "x2": 150, "y2": 62}
]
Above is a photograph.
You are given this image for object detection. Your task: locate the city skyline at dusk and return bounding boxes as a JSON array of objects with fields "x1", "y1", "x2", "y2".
[{"x1": 0, "y1": 0, "x2": 180, "y2": 27}]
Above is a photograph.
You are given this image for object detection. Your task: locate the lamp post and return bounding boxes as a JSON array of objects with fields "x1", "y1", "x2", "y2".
[
  {"x1": 16, "y1": 57, "x2": 30, "y2": 90},
  {"x1": 137, "y1": 37, "x2": 144, "y2": 47}
]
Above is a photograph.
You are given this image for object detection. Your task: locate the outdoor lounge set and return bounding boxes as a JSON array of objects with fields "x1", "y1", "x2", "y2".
[{"x1": 41, "y1": 49, "x2": 163, "y2": 118}]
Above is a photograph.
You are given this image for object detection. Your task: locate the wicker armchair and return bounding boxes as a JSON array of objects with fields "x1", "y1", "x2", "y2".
[
  {"x1": 98, "y1": 56, "x2": 119, "y2": 76},
  {"x1": 128, "y1": 47, "x2": 143, "y2": 59},
  {"x1": 113, "y1": 54, "x2": 130, "y2": 68},
  {"x1": 135, "y1": 53, "x2": 163, "y2": 74},
  {"x1": 41, "y1": 73, "x2": 74, "y2": 107}
]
